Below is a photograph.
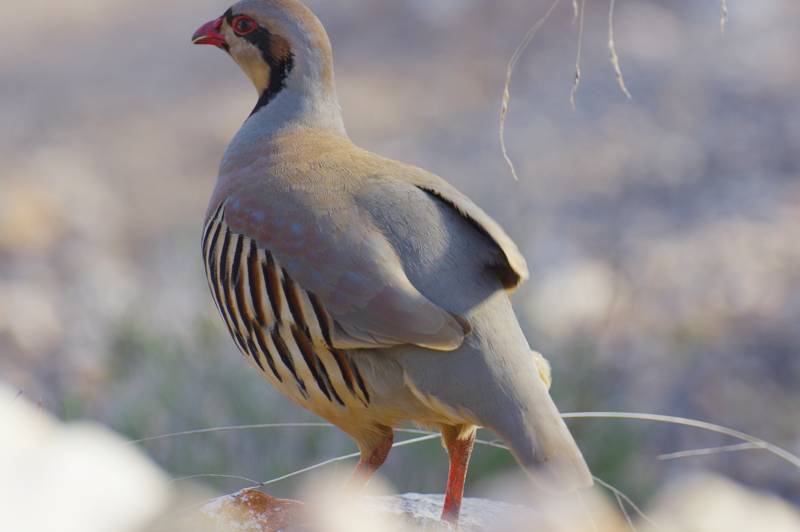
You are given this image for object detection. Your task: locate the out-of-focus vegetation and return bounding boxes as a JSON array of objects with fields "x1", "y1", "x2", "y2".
[
  {"x1": 5, "y1": 385, "x2": 800, "y2": 531},
  {"x1": 2, "y1": 0, "x2": 798, "y2": 509}
]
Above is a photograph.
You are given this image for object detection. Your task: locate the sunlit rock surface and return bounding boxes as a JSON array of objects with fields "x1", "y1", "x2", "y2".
[{"x1": 200, "y1": 490, "x2": 530, "y2": 531}]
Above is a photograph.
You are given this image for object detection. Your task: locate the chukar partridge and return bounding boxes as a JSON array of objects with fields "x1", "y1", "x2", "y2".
[{"x1": 193, "y1": 0, "x2": 592, "y2": 523}]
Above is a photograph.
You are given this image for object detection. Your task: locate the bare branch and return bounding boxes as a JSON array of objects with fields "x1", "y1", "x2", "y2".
[
  {"x1": 614, "y1": 491, "x2": 637, "y2": 531},
  {"x1": 720, "y1": 0, "x2": 728, "y2": 34},
  {"x1": 500, "y1": 0, "x2": 562, "y2": 181},
  {"x1": 570, "y1": 0, "x2": 587, "y2": 110},
  {"x1": 563, "y1": 411, "x2": 800, "y2": 470},
  {"x1": 592, "y1": 476, "x2": 658, "y2": 528},
  {"x1": 608, "y1": 0, "x2": 632, "y2": 99},
  {"x1": 171, "y1": 473, "x2": 262, "y2": 485},
  {"x1": 658, "y1": 442, "x2": 764, "y2": 461}
]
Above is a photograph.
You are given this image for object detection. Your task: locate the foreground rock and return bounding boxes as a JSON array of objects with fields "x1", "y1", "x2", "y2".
[
  {"x1": 198, "y1": 488, "x2": 625, "y2": 532},
  {"x1": 4, "y1": 386, "x2": 800, "y2": 532},
  {"x1": 200, "y1": 489, "x2": 544, "y2": 531}
]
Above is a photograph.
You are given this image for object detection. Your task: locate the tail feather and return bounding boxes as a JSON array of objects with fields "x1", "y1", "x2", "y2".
[{"x1": 491, "y1": 361, "x2": 593, "y2": 492}]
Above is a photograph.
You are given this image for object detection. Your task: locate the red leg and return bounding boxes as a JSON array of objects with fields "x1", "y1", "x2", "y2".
[
  {"x1": 441, "y1": 426, "x2": 477, "y2": 524},
  {"x1": 348, "y1": 430, "x2": 393, "y2": 489}
]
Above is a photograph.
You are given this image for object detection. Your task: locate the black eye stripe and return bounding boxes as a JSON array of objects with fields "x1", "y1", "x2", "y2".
[
  {"x1": 220, "y1": 10, "x2": 294, "y2": 117},
  {"x1": 242, "y1": 27, "x2": 270, "y2": 50},
  {"x1": 247, "y1": 26, "x2": 295, "y2": 117}
]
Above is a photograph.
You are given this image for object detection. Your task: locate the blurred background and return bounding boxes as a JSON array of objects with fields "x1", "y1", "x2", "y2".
[{"x1": 2, "y1": 0, "x2": 798, "y2": 513}]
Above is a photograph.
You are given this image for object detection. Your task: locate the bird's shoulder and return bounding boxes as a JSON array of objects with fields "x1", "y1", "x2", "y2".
[
  {"x1": 347, "y1": 153, "x2": 530, "y2": 292},
  {"x1": 209, "y1": 127, "x2": 527, "y2": 295}
]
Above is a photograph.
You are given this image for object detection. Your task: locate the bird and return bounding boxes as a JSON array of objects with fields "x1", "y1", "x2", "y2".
[{"x1": 192, "y1": 0, "x2": 592, "y2": 524}]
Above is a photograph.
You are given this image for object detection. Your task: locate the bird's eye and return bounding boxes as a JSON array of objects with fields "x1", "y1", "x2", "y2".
[{"x1": 232, "y1": 16, "x2": 257, "y2": 36}]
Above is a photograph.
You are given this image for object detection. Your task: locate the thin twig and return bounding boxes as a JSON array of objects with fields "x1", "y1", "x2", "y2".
[
  {"x1": 562, "y1": 412, "x2": 800, "y2": 470},
  {"x1": 131, "y1": 422, "x2": 334, "y2": 444},
  {"x1": 608, "y1": 0, "x2": 632, "y2": 98},
  {"x1": 592, "y1": 476, "x2": 658, "y2": 528},
  {"x1": 658, "y1": 442, "x2": 764, "y2": 461},
  {"x1": 258, "y1": 434, "x2": 439, "y2": 487},
  {"x1": 499, "y1": 0, "x2": 562, "y2": 181},
  {"x1": 570, "y1": 0, "x2": 587, "y2": 110},
  {"x1": 201, "y1": 433, "x2": 441, "y2": 499},
  {"x1": 720, "y1": 0, "x2": 728, "y2": 34},
  {"x1": 614, "y1": 491, "x2": 637, "y2": 531},
  {"x1": 131, "y1": 423, "x2": 432, "y2": 444},
  {"x1": 473, "y1": 437, "x2": 656, "y2": 527},
  {"x1": 136, "y1": 413, "x2": 800, "y2": 471},
  {"x1": 258, "y1": 450, "x2": 362, "y2": 486},
  {"x1": 166, "y1": 413, "x2": 789, "y2": 528},
  {"x1": 149, "y1": 410, "x2": 796, "y2": 529},
  {"x1": 572, "y1": 0, "x2": 579, "y2": 23},
  {"x1": 171, "y1": 473, "x2": 262, "y2": 485}
]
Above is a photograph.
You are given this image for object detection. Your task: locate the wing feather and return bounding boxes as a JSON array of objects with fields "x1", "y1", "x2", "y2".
[{"x1": 220, "y1": 193, "x2": 469, "y2": 352}]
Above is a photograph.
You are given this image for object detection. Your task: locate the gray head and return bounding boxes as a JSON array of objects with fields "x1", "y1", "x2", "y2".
[{"x1": 192, "y1": 0, "x2": 337, "y2": 116}]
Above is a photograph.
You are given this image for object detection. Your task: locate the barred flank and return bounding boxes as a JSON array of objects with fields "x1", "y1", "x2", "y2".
[{"x1": 202, "y1": 204, "x2": 370, "y2": 408}]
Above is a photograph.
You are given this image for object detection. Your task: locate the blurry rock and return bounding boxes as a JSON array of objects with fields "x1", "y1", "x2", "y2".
[
  {"x1": 200, "y1": 488, "x2": 624, "y2": 532},
  {"x1": 366, "y1": 493, "x2": 523, "y2": 531},
  {"x1": 201, "y1": 489, "x2": 305, "y2": 532},
  {"x1": 476, "y1": 473, "x2": 629, "y2": 532},
  {"x1": 5, "y1": 382, "x2": 797, "y2": 532},
  {"x1": 0, "y1": 182, "x2": 62, "y2": 255},
  {"x1": 646, "y1": 473, "x2": 800, "y2": 532},
  {"x1": 0, "y1": 385, "x2": 172, "y2": 532},
  {"x1": 0, "y1": 281, "x2": 62, "y2": 356},
  {"x1": 301, "y1": 475, "x2": 415, "y2": 532},
  {"x1": 529, "y1": 260, "x2": 619, "y2": 336}
]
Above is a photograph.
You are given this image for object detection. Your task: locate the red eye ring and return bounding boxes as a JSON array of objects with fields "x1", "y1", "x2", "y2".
[{"x1": 232, "y1": 15, "x2": 257, "y2": 36}]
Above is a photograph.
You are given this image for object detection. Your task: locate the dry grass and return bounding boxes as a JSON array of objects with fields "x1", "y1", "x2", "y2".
[
  {"x1": 607, "y1": 0, "x2": 632, "y2": 99},
  {"x1": 499, "y1": 0, "x2": 562, "y2": 181},
  {"x1": 570, "y1": 0, "x2": 587, "y2": 110},
  {"x1": 720, "y1": 0, "x2": 729, "y2": 33},
  {"x1": 501, "y1": 0, "x2": 736, "y2": 175},
  {"x1": 136, "y1": 409, "x2": 800, "y2": 529}
]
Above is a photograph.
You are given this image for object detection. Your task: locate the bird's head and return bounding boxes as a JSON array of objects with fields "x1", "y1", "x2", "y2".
[{"x1": 192, "y1": 0, "x2": 337, "y2": 116}]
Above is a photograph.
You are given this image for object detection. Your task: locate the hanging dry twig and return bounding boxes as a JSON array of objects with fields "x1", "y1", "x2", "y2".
[
  {"x1": 570, "y1": 0, "x2": 587, "y2": 109},
  {"x1": 720, "y1": 0, "x2": 728, "y2": 33},
  {"x1": 499, "y1": 0, "x2": 562, "y2": 181},
  {"x1": 608, "y1": 0, "x2": 632, "y2": 98}
]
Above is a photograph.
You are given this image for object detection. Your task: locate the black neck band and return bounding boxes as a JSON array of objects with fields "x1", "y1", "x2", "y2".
[
  {"x1": 224, "y1": 10, "x2": 295, "y2": 117},
  {"x1": 251, "y1": 51, "x2": 294, "y2": 117}
]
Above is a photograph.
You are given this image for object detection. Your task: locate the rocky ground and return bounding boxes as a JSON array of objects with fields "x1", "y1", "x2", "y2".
[{"x1": 5, "y1": 383, "x2": 800, "y2": 532}]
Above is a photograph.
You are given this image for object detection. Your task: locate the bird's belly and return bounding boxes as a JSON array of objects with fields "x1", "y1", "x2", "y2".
[{"x1": 201, "y1": 204, "x2": 372, "y2": 420}]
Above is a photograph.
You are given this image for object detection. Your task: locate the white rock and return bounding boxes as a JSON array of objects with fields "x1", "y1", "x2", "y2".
[{"x1": 0, "y1": 385, "x2": 172, "y2": 532}]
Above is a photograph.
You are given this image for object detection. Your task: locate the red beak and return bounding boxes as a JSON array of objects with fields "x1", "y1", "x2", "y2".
[{"x1": 192, "y1": 17, "x2": 226, "y2": 48}]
